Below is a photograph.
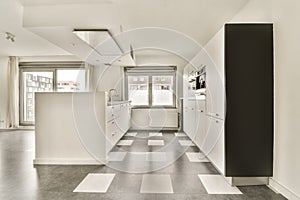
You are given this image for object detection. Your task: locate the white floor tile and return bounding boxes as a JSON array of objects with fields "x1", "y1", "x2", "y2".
[
  {"x1": 140, "y1": 174, "x2": 174, "y2": 194},
  {"x1": 148, "y1": 140, "x2": 164, "y2": 146},
  {"x1": 125, "y1": 132, "x2": 138, "y2": 137},
  {"x1": 178, "y1": 140, "x2": 196, "y2": 146},
  {"x1": 149, "y1": 132, "x2": 163, "y2": 137},
  {"x1": 117, "y1": 140, "x2": 134, "y2": 146},
  {"x1": 108, "y1": 152, "x2": 127, "y2": 161},
  {"x1": 128, "y1": 152, "x2": 147, "y2": 161},
  {"x1": 73, "y1": 173, "x2": 115, "y2": 193},
  {"x1": 186, "y1": 152, "x2": 209, "y2": 163},
  {"x1": 174, "y1": 132, "x2": 186, "y2": 137},
  {"x1": 198, "y1": 175, "x2": 242, "y2": 194},
  {"x1": 146, "y1": 152, "x2": 167, "y2": 162}
]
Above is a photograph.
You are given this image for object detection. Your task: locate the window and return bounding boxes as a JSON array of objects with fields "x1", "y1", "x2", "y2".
[
  {"x1": 125, "y1": 67, "x2": 176, "y2": 107},
  {"x1": 152, "y1": 76, "x2": 174, "y2": 106},
  {"x1": 20, "y1": 64, "x2": 88, "y2": 125},
  {"x1": 22, "y1": 71, "x2": 54, "y2": 122},
  {"x1": 56, "y1": 69, "x2": 86, "y2": 92},
  {"x1": 128, "y1": 76, "x2": 149, "y2": 106}
]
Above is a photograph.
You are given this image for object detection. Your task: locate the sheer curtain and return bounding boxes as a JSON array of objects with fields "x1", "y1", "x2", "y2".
[{"x1": 7, "y1": 56, "x2": 19, "y2": 128}]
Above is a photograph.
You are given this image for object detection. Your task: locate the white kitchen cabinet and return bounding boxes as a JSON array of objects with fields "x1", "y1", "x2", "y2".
[
  {"x1": 107, "y1": 105, "x2": 121, "y2": 121},
  {"x1": 194, "y1": 100, "x2": 206, "y2": 148},
  {"x1": 186, "y1": 100, "x2": 196, "y2": 140},
  {"x1": 205, "y1": 61, "x2": 224, "y2": 119},
  {"x1": 183, "y1": 64, "x2": 206, "y2": 144},
  {"x1": 106, "y1": 102, "x2": 131, "y2": 152},
  {"x1": 203, "y1": 115, "x2": 224, "y2": 174},
  {"x1": 183, "y1": 65, "x2": 190, "y2": 134},
  {"x1": 116, "y1": 103, "x2": 131, "y2": 132},
  {"x1": 182, "y1": 63, "x2": 224, "y2": 174},
  {"x1": 106, "y1": 119, "x2": 121, "y2": 152}
]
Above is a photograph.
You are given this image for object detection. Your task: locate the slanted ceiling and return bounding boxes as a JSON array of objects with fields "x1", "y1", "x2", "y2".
[{"x1": 1, "y1": 0, "x2": 250, "y2": 58}]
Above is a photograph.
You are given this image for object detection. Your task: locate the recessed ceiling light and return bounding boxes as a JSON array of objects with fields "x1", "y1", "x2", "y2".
[{"x1": 70, "y1": 43, "x2": 76, "y2": 47}]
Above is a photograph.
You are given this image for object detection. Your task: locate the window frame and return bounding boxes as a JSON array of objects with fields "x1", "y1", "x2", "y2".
[{"x1": 124, "y1": 67, "x2": 177, "y2": 109}]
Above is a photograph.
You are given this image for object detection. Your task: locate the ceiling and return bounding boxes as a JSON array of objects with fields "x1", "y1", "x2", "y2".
[
  {"x1": 0, "y1": 0, "x2": 249, "y2": 60},
  {"x1": 0, "y1": 0, "x2": 69, "y2": 56},
  {"x1": 21, "y1": 0, "x2": 113, "y2": 6}
]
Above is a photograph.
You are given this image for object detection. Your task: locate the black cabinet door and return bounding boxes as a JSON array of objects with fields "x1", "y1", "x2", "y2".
[{"x1": 225, "y1": 24, "x2": 274, "y2": 177}]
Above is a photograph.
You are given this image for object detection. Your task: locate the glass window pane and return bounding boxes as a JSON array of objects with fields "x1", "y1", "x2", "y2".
[
  {"x1": 56, "y1": 69, "x2": 86, "y2": 92},
  {"x1": 22, "y1": 71, "x2": 53, "y2": 123},
  {"x1": 128, "y1": 76, "x2": 149, "y2": 106},
  {"x1": 152, "y1": 76, "x2": 174, "y2": 106}
]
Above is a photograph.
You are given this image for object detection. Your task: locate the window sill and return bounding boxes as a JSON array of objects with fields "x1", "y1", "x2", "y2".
[{"x1": 131, "y1": 106, "x2": 177, "y2": 109}]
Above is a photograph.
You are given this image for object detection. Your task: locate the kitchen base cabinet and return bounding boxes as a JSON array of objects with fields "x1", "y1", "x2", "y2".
[
  {"x1": 194, "y1": 100, "x2": 206, "y2": 148},
  {"x1": 106, "y1": 102, "x2": 131, "y2": 153},
  {"x1": 203, "y1": 115, "x2": 224, "y2": 174}
]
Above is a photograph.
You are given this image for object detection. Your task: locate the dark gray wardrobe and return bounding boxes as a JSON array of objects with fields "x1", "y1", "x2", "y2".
[{"x1": 225, "y1": 24, "x2": 274, "y2": 177}]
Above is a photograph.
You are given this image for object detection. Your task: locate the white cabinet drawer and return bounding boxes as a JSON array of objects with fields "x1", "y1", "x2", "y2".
[
  {"x1": 107, "y1": 105, "x2": 121, "y2": 122},
  {"x1": 106, "y1": 118, "x2": 123, "y2": 152},
  {"x1": 106, "y1": 119, "x2": 118, "y2": 139}
]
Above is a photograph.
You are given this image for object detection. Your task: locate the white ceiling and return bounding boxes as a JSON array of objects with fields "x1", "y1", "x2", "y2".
[
  {"x1": 0, "y1": 0, "x2": 70, "y2": 56},
  {"x1": 21, "y1": 0, "x2": 113, "y2": 6},
  {"x1": 0, "y1": 0, "x2": 250, "y2": 59}
]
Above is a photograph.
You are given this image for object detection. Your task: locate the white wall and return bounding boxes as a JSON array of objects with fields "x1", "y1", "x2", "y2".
[
  {"x1": 94, "y1": 64, "x2": 123, "y2": 101},
  {"x1": 271, "y1": 1, "x2": 300, "y2": 199},
  {"x1": 0, "y1": 57, "x2": 9, "y2": 128},
  {"x1": 19, "y1": 55, "x2": 81, "y2": 62},
  {"x1": 204, "y1": 0, "x2": 300, "y2": 198}
]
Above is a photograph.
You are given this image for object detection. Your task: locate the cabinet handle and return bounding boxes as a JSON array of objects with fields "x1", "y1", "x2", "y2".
[
  {"x1": 216, "y1": 113, "x2": 219, "y2": 117},
  {"x1": 216, "y1": 120, "x2": 219, "y2": 123},
  {"x1": 200, "y1": 110, "x2": 204, "y2": 113}
]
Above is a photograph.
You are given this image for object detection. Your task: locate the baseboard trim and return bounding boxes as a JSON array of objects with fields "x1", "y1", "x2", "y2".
[
  {"x1": 34, "y1": 158, "x2": 106, "y2": 165},
  {"x1": 232, "y1": 177, "x2": 269, "y2": 186},
  {"x1": 129, "y1": 128, "x2": 179, "y2": 131},
  {"x1": 0, "y1": 127, "x2": 35, "y2": 131},
  {"x1": 269, "y1": 178, "x2": 300, "y2": 200}
]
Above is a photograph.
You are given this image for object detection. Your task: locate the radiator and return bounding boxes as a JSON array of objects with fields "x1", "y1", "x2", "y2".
[{"x1": 148, "y1": 109, "x2": 178, "y2": 128}]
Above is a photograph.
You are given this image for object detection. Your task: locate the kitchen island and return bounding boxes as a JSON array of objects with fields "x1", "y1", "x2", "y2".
[{"x1": 34, "y1": 92, "x2": 131, "y2": 165}]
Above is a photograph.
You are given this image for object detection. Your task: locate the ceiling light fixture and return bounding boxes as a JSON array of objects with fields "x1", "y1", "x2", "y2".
[{"x1": 5, "y1": 32, "x2": 16, "y2": 42}]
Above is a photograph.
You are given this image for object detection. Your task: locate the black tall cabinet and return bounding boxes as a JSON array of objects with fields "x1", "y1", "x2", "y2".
[{"x1": 224, "y1": 24, "x2": 274, "y2": 177}]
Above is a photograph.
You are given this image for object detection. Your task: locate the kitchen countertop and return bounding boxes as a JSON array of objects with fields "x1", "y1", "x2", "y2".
[{"x1": 107, "y1": 100, "x2": 131, "y2": 106}]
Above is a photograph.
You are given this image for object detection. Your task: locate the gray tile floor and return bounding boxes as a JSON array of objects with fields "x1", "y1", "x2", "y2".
[{"x1": 0, "y1": 130, "x2": 286, "y2": 200}]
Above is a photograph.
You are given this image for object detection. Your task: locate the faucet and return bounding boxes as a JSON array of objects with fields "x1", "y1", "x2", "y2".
[{"x1": 108, "y1": 89, "x2": 117, "y2": 102}]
